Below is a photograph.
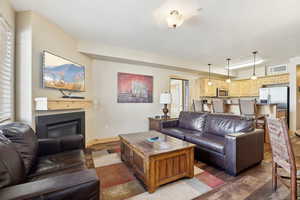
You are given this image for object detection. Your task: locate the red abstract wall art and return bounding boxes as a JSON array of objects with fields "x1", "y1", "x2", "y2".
[{"x1": 117, "y1": 72, "x2": 153, "y2": 103}]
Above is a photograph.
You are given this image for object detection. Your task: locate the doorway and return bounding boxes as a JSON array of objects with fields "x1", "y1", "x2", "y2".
[{"x1": 170, "y1": 78, "x2": 189, "y2": 118}]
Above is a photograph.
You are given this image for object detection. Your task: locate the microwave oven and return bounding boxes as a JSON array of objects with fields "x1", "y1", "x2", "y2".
[{"x1": 217, "y1": 88, "x2": 229, "y2": 97}]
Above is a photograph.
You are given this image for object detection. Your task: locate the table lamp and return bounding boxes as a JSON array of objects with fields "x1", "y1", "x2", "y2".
[{"x1": 160, "y1": 92, "x2": 172, "y2": 119}]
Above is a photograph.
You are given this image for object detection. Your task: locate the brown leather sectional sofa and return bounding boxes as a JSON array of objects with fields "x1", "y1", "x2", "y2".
[
  {"x1": 160, "y1": 112, "x2": 264, "y2": 175},
  {"x1": 0, "y1": 122, "x2": 99, "y2": 200}
]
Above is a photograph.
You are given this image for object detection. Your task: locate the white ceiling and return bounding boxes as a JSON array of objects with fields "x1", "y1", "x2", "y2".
[{"x1": 10, "y1": 0, "x2": 300, "y2": 71}]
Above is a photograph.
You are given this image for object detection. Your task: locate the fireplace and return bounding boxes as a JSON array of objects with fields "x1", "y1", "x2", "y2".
[{"x1": 35, "y1": 112, "x2": 85, "y2": 144}]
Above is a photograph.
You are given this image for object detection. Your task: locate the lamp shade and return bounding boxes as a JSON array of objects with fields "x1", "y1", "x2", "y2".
[{"x1": 160, "y1": 93, "x2": 172, "y2": 104}]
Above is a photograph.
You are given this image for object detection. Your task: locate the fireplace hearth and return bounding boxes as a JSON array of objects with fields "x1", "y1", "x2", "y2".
[{"x1": 35, "y1": 112, "x2": 85, "y2": 144}]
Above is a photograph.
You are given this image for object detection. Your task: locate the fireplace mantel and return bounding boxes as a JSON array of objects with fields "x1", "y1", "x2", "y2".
[{"x1": 35, "y1": 97, "x2": 92, "y2": 111}]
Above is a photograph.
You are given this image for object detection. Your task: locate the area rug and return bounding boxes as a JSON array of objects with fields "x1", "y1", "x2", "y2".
[{"x1": 92, "y1": 147, "x2": 225, "y2": 200}]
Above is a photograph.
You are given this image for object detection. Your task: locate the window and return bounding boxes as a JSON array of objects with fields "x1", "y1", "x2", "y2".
[
  {"x1": 0, "y1": 16, "x2": 14, "y2": 123},
  {"x1": 170, "y1": 78, "x2": 189, "y2": 117}
]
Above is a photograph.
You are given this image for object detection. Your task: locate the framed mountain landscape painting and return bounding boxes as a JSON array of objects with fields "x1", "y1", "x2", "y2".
[{"x1": 117, "y1": 72, "x2": 153, "y2": 103}]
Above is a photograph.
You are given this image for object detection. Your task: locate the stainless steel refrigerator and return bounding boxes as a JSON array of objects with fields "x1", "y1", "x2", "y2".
[{"x1": 259, "y1": 86, "x2": 289, "y2": 125}]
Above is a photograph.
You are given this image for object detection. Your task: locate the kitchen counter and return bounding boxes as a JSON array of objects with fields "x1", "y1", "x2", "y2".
[
  {"x1": 256, "y1": 103, "x2": 278, "y2": 105},
  {"x1": 205, "y1": 102, "x2": 278, "y2": 106},
  {"x1": 203, "y1": 102, "x2": 278, "y2": 117}
]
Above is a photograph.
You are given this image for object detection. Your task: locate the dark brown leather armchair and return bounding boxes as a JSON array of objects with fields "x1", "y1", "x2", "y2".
[
  {"x1": 160, "y1": 112, "x2": 264, "y2": 176},
  {"x1": 0, "y1": 122, "x2": 100, "y2": 200}
]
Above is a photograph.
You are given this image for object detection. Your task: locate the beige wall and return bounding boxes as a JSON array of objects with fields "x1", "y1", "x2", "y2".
[
  {"x1": 30, "y1": 12, "x2": 94, "y2": 139},
  {"x1": 12, "y1": 9, "x2": 300, "y2": 138},
  {"x1": 30, "y1": 12, "x2": 92, "y2": 99},
  {"x1": 14, "y1": 8, "x2": 300, "y2": 141},
  {"x1": 90, "y1": 59, "x2": 199, "y2": 139},
  {"x1": 288, "y1": 57, "x2": 300, "y2": 131},
  {"x1": 15, "y1": 11, "x2": 201, "y2": 141},
  {"x1": 15, "y1": 11, "x2": 95, "y2": 141}
]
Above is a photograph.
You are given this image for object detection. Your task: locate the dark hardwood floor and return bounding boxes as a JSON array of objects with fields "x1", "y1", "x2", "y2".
[
  {"x1": 87, "y1": 137, "x2": 300, "y2": 200},
  {"x1": 194, "y1": 142, "x2": 297, "y2": 200}
]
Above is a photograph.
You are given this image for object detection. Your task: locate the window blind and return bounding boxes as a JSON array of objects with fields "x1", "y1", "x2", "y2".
[{"x1": 0, "y1": 16, "x2": 14, "y2": 124}]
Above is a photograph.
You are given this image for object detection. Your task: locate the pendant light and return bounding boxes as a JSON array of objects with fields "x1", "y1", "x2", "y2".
[
  {"x1": 250, "y1": 51, "x2": 258, "y2": 80},
  {"x1": 225, "y1": 58, "x2": 231, "y2": 83},
  {"x1": 208, "y1": 64, "x2": 212, "y2": 86}
]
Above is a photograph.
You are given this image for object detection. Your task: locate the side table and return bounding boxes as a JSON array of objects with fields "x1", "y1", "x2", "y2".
[{"x1": 148, "y1": 117, "x2": 177, "y2": 132}]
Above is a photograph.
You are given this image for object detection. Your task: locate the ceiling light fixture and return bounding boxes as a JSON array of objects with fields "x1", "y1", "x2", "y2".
[
  {"x1": 226, "y1": 58, "x2": 231, "y2": 83},
  {"x1": 166, "y1": 10, "x2": 184, "y2": 28},
  {"x1": 250, "y1": 51, "x2": 258, "y2": 80},
  {"x1": 208, "y1": 64, "x2": 213, "y2": 86}
]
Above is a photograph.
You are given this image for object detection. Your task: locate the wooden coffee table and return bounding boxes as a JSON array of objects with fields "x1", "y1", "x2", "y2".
[{"x1": 119, "y1": 131, "x2": 195, "y2": 193}]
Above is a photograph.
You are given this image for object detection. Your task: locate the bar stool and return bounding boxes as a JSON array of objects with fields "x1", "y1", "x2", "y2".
[
  {"x1": 193, "y1": 99, "x2": 204, "y2": 112},
  {"x1": 239, "y1": 99, "x2": 266, "y2": 129},
  {"x1": 212, "y1": 99, "x2": 225, "y2": 113}
]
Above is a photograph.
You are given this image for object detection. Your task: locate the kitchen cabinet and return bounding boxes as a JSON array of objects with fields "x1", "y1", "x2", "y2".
[
  {"x1": 248, "y1": 80, "x2": 259, "y2": 96},
  {"x1": 259, "y1": 74, "x2": 289, "y2": 86},
  {"x1": 239, "y1": 80, "x2": 248, "y2": 96},
  {"x1": 199, "y1": 79, "x2": 228, "y2": 97},
  {"x1": 199, "y1": 73, "x2": 289, "y2": 97},
  {"x1": 228, "y1": 81, "x2": 240, "y2": 97}
]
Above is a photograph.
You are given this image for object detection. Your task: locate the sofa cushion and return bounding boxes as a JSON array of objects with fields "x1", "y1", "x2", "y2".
[
  {"x1": 37, "y1": 135, "x2": 84, "y2": 157},
  {"x1": 160, "y1": 128, "x2": 185, "y2": 140},
  {"x1": 204, "y1": 114, "x2": 254, "y2": 137},
  {"x1": 61, "y1": 135, "x2": 84, "y2": 151},
  {"x1": 0, "y1": 123, "x2": 38, "y2": 174},
  {"x1": 178, "y1": 112, "x2": 207, "y2": 132},
  {"x1": 27, "y1": 164, "x2": 86, "y2": 182},
  {"x1": 28, "y1": 149, "x2": 85, "y2": 180},
  {"x1": 185, "y1": 133, "x2": 225, "y2": 154},
  {"x1": 160, "y1": 128, "x2": 199, "y2": 140},
  {"x1": 0, "y1": 142, "x2": 26, "y2": 188}
]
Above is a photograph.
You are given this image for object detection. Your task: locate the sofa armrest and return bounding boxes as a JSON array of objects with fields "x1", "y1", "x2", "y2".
[
  {"x1": 0, "y1": 169, "x2": 99, "y2": 200},
  {"x1": 38, "y1": 135, "x2": 84, "y2": 156},
  {"x1": 225, "y1": 129, "x2": 264, "y2": 175},
  {"x1": 161, "y1": 119, "x2": 179, "y2": 129}
]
